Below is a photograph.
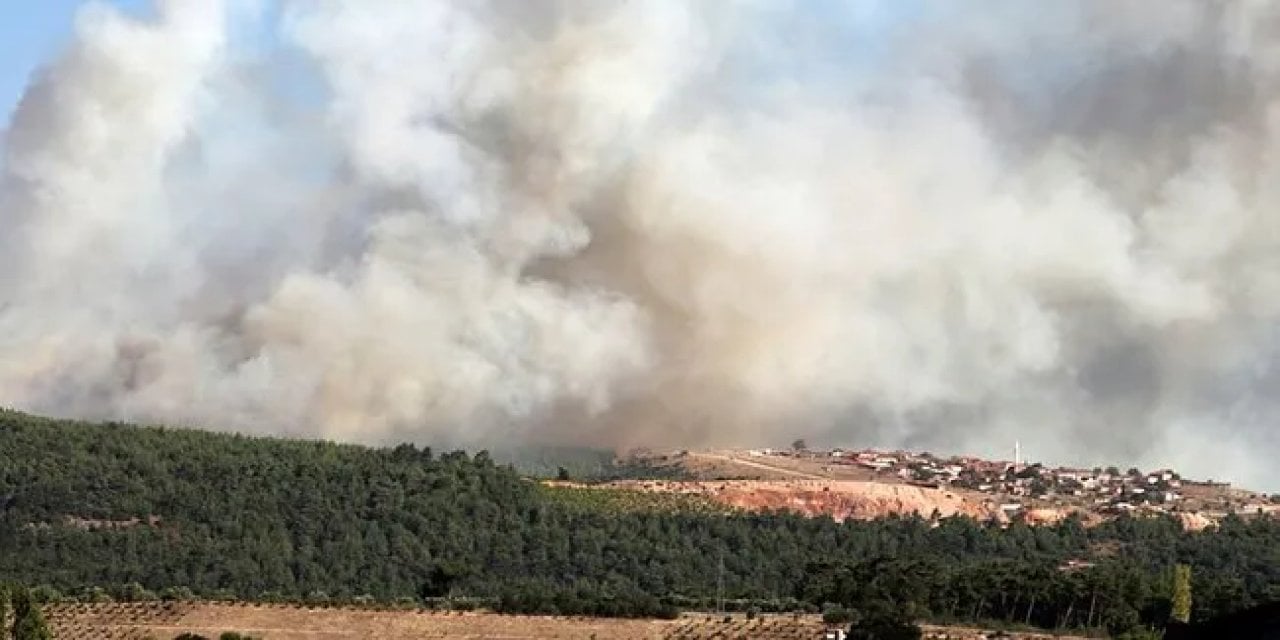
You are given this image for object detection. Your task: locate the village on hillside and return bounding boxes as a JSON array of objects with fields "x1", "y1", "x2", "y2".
[{"x1": 739, "y1": 444, "x2": 1280, "y2": 523}]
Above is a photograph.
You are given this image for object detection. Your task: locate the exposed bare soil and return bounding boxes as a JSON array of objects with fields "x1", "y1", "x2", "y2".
[
  {"x1": 679, "y1": 451, "x2": 878, "y2": 481},
  {"x1": 46, "y1": 602, "x2": 671, "y2": 640},
  {"x1": 44, "y1": 603, "x2": 1095, "y2": 640}
]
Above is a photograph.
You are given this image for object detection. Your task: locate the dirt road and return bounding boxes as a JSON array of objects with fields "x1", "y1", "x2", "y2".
[{"x1": 689, "y1": 452, "x2": 828, "y2": 480}]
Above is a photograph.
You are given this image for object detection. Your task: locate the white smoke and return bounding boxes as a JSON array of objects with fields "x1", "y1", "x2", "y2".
[{"x1": 3, "y1": 0, "x2": 1280, "y2": 488}]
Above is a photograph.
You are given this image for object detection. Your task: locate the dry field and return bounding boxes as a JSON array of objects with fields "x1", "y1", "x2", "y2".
[
  {"x1": 678, "y1": 452, "x2": 872, "y2": 481},
  {"x1": 46, "y1": 602, "x2": 671, "y2": 639},
  {"x1": 44, "y1": 603, "x2": 1094, "y2": 640}
]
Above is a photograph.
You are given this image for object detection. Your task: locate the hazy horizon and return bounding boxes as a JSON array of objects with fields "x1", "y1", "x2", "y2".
[{"x1": 3, "y1": 1, "x2": 1280, "y2": 490}]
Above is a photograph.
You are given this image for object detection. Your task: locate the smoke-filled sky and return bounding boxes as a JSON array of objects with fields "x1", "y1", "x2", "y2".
[{"x1": 3, "y1": 0, "x2": 1280, "y2": 489}]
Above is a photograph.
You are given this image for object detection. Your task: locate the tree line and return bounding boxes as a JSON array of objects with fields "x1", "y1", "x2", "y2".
[
  {"x1": 0, "y1": 409, "x2": 1276, "y2": 637},
  {"x1": 0, "y1": 586, "x2": 52, "y2": 640}
]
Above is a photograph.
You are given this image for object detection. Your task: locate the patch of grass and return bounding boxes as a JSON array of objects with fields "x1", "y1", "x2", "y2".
[{"x1": 537, "y1": 485, "x2": 732, "y2": 516}]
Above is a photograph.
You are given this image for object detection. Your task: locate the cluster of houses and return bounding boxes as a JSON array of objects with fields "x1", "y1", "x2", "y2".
[{"x1": 769, "y1": 446, "x2": 1204, "y2": 516}]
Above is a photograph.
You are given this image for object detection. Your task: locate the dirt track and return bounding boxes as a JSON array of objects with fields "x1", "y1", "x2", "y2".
[{"x1": 687, "y1": 453, "x2": 828, "y2": 480}]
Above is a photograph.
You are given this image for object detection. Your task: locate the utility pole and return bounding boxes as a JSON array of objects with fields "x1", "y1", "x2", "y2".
[{"x1": 717, "y1": 549, "x2": 724, "y2": 614}]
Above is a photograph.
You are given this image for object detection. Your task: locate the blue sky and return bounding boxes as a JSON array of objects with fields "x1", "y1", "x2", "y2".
[
  {"x1": 0, "y1": 0, "x2": 149, "y2": 123},
  {"x1": 0, "y1": 0, "x2": 932, "y2": 129}
]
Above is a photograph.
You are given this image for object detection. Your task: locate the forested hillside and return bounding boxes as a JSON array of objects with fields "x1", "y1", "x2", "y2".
[{"x1": 0, "y1": 409, "x2": 1277, "y2": 637}]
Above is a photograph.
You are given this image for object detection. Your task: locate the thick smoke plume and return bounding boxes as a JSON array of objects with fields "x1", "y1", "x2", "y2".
[{"x1": 3, "y1": 0, "x2": 1280, "y2": 487}]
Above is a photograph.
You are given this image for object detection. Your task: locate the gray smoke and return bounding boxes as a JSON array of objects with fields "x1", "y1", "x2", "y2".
[{"x1": 3, "y1": 0, "x2": 1280, "y2": 489}]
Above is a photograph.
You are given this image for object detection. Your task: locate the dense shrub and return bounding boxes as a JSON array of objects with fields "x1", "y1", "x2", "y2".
[{"x1": 0, "y1": 409, "x2": 1275, "y2": 631}]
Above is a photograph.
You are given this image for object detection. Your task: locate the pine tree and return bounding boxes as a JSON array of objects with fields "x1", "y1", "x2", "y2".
[
  {"x1": 11, "y1": 587, "x2": 52, "y2": 640},
  {"x1": 1170, "y1": 564, "x2": 1192, "y2": 624},
  {"x1": 0, "y1": 585, "x2": 10, "y2": 637}
]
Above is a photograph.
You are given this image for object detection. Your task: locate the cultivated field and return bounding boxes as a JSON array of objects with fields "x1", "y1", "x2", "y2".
[
  {"x1": 46, "y1": 602, "x2": 671, "y2": 639},
  {"x1": 44, "y1": 603, "x2": 1097, "y2": 640}
]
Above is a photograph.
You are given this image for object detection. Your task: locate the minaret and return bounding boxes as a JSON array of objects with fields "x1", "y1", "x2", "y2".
[{"x1": 1014, "y1": 440, "x2": 1021, "y2": 469}]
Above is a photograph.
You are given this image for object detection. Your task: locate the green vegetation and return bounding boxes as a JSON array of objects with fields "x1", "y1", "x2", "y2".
[
  {"x1": 0, "y1": 586, "x2": 8, "y2": 636},
  {"x1": 536, "y1": 484, "x2": 731, "y2": 515},
  {"x1": 1171, "y1": 563, "x2": 1192, "y2": 624},
  {"x1": 8, "y1": 587, "x2": 52, "y2": 640},
  {"x1": 0, "y1": 409, "x2": 1277, "y2": 636},
  {"x1": 489, "y1": 445, "x2": 691, "y2": 481},
  {"x1": 846, "y1": 599, "x2": 922, "y2": 640}
]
